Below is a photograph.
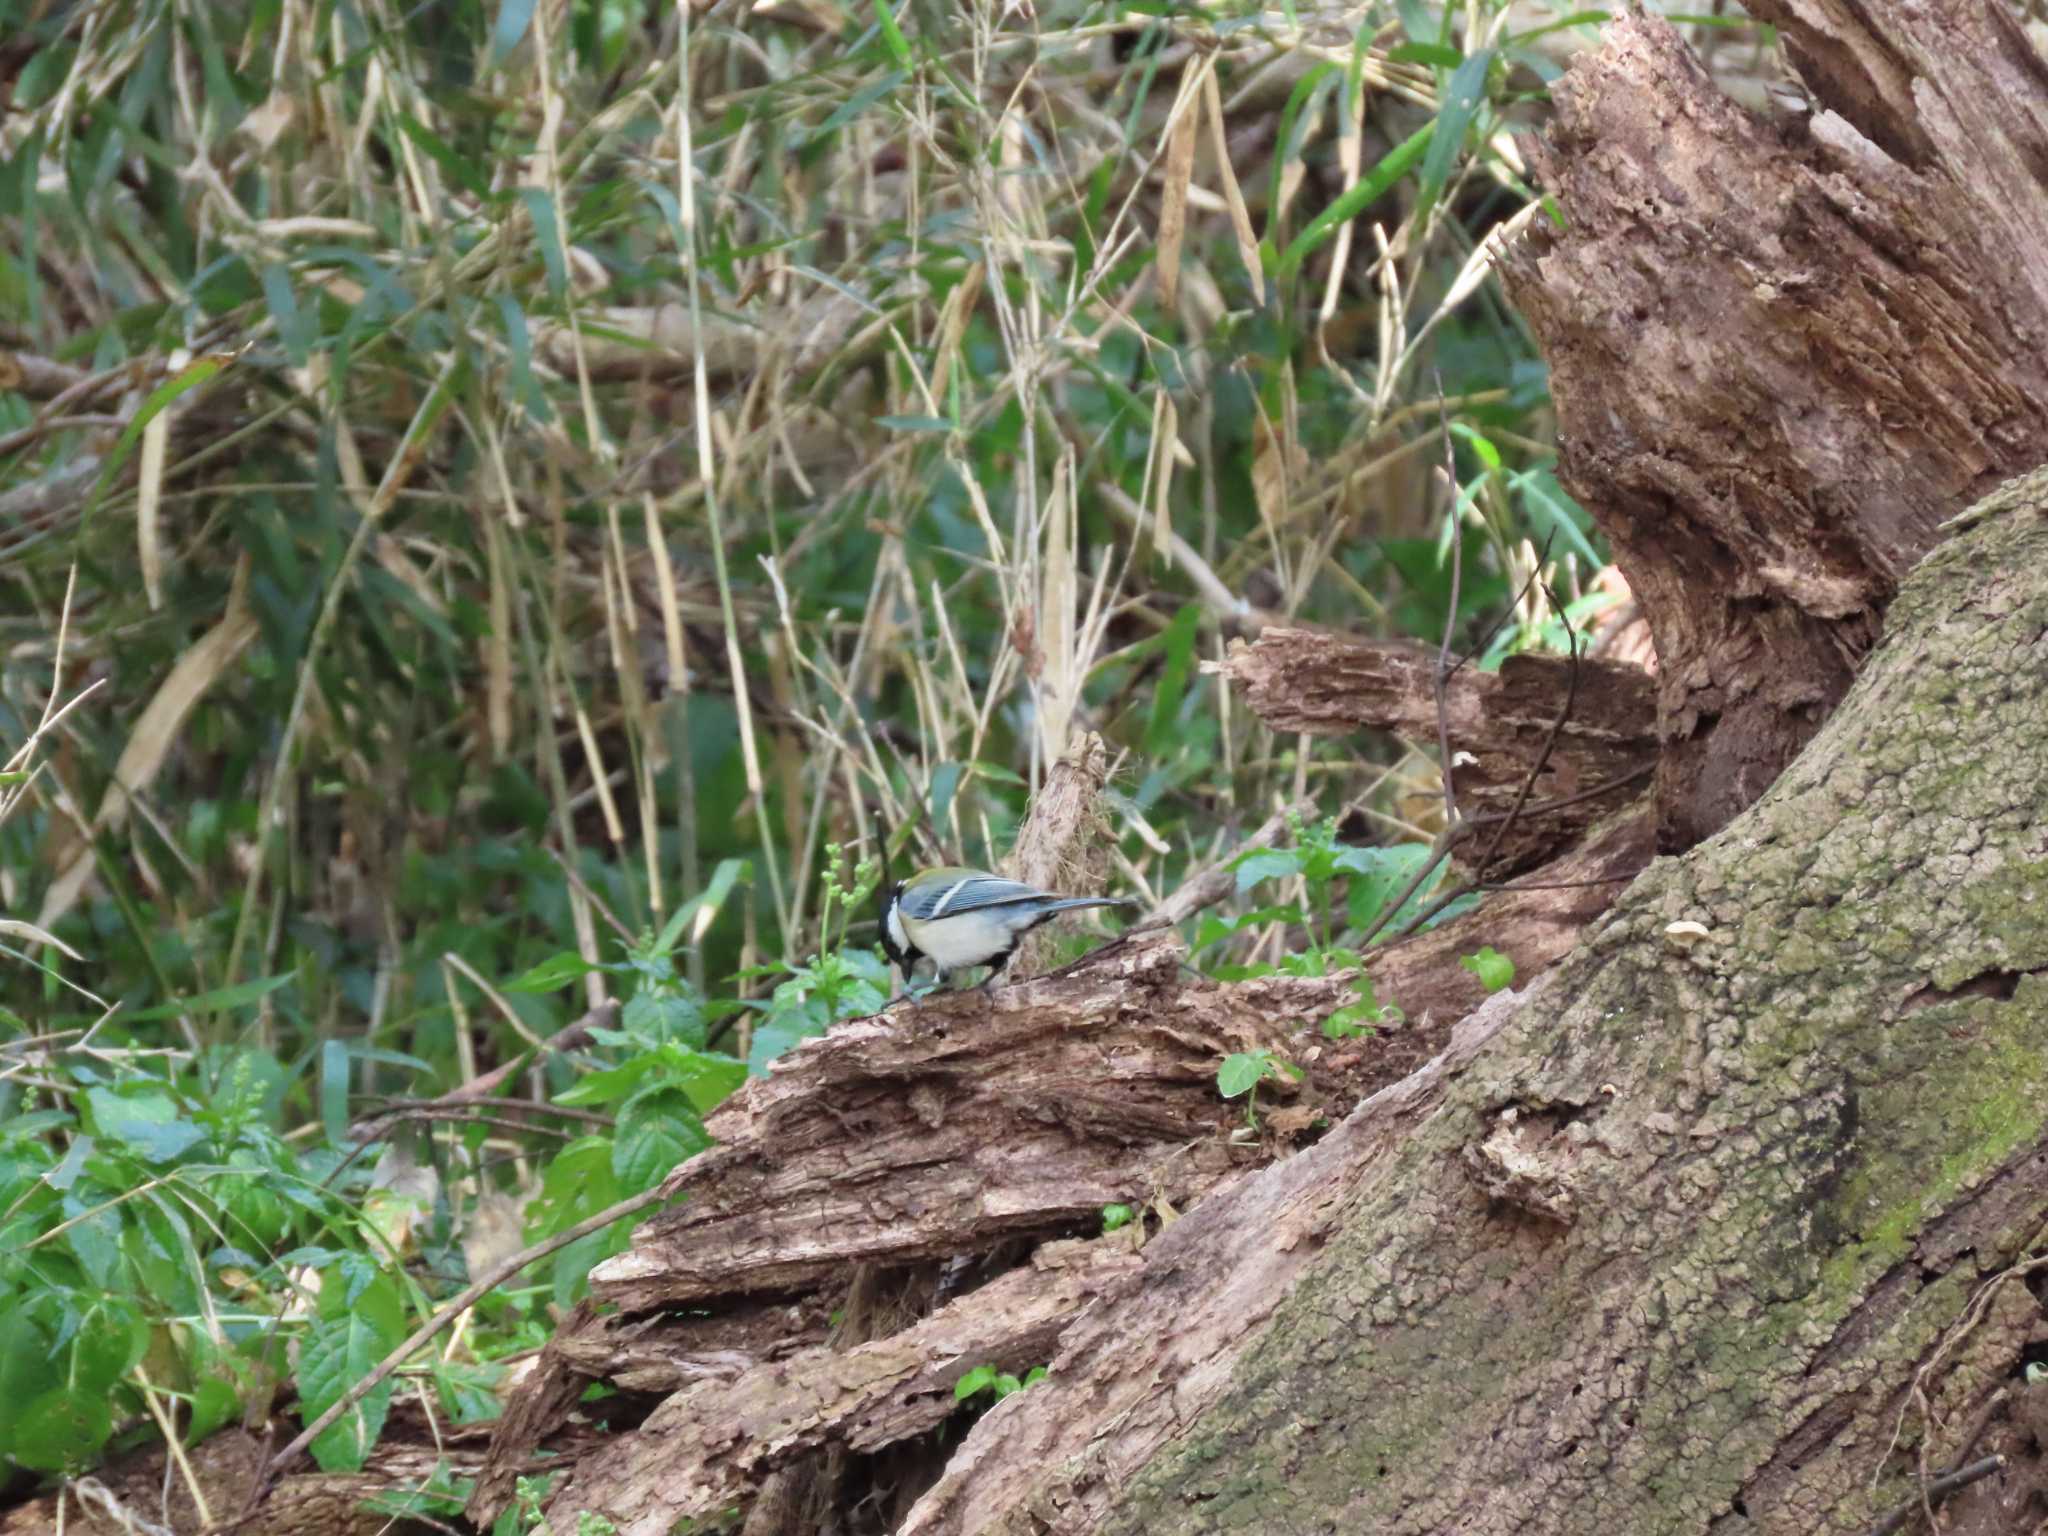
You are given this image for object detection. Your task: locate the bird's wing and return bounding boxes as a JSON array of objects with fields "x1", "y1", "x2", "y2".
[{"x1": 899, "y1": 873, "x2": 1050, "y2": 919}]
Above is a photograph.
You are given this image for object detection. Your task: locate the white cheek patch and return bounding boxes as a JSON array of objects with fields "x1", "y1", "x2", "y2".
[{"x1": 886, "y1": 903, "x2": 911, "y2": 955}]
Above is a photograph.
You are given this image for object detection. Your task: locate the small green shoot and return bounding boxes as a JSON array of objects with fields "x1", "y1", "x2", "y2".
[
  {"x1": 955, "y1": 1363, "x2": 1049, "y2": 1403},
  {"x1": 1216, "y1": 1048, "x2": 1302, "y2": 1128},
  {"x1": 1461, "y1": 946, "x2": 1515, "y2": 993}
]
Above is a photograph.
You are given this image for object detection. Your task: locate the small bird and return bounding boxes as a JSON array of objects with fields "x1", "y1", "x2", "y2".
[{"x1": 878, "y1": 867, "x2": 1130, "y2": 992}]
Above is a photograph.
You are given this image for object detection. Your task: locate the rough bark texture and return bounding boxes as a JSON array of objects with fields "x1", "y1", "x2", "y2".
[
  {"x1": 589, "y1": 934, "x2": 1318, "y2": 1314},
  {"x1": 1502, "y1": 6, "x2": 2048, "y2": 851},
  {"x1": 545, "y1": 1241, "x2": 1146, "y2": 1532},
  {"x1": 1218, "y1": 629, "x2": 1656, "y2": 874},
  {"x1": 891, "y1": 471, "x2": 2048, "y2": 1536}
]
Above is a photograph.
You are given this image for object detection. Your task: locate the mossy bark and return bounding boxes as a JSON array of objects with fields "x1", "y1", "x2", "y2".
[{"x1": 901, "y1": 473, "x2": 2048, "y2": 1536}]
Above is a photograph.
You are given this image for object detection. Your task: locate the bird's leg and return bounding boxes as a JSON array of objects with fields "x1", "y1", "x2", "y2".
[{"x1": 976, "y1": 944, "x2": 1021, "y2": 995}]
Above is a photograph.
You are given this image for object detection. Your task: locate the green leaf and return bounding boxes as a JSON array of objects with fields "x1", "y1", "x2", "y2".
[
  {"x1": 1461, "y1": 946, "x2": 1515, "y2": 993},
  {"x1": 0, "y1": 1312, "x2": 57, "y2": 1446},
  {"x1": 320, "y1": 1039, "x2": 350, "y2": 1147},
  {"x1": 874, "y1": 0, "x2": 913, "y2": 69},
  {"x1": 1264, "y1": 63, "x2": 1338, "y2": 247},
  {"x1": 812, "y1": 70, "x2": 906, "y2": 143},
  {"x1": 80, "y1": 353, "x2": 234, "y2": 539},
  {"x1": 12, "y1": 1387, "x2": 112, "y2": 1472},
  {"x1": 748, "y1": 1002, "x2": 829, "y2": 1075},
  {"x1": 69, "y1": 1296, "x2": 148, "y2": 1388},
  {"x1": 554, "y1": 1056, "x2": 658, "y2": 1108},
  {"x1": 1386, "y1": 40, "x2": 1460, "y2": 66},
  {"x1": 1145, "y1": 604, "x2": 1202, "y2": 757},
  {"x1": 1450, "y1": 420, "x2": 1501, "y2": 471},
  {"x1": 489, "y1": 0, "x2": 540, "y2": 66},
  {"x1": 954, "y1": 1364, "x2": 998, "y2": 1401},
  {"x1": 516, "y1": 187, "x2": 568, "y2": 298},
  {"x1": 875, "y1": 414, "x2": 955, "y2": 434},
  {"x1": 1506, "y1": 9, "x2": 1609, "y2": 45},
  {"x1": 1419, "y1": 48, "x2": 1494, "y2": 210},
  {"x1": 262, "y1": 264, "x2": 312, "y2": 368},
  {"x1": 929, "y1": 761, "x2": 966, "y2": 829},
  {"x1": 620, "y1": 988, "x2": 707, "y2": 1047},
  {"x1": 662, "y1": 1048, "x2": 748, "y2": 1114},
  {"x1": 1342, "y1": 843, "x2": 1439, "y2": 932},
  {"x1": 1510, "y1": 466, "x2": 1605, "y2": 568},
  {"x1": 116, "y1": 972, "x2": 294, "y2": 1022},
  {"x1": 84, "y1": 1086, "x2": 206, "y2": 1163},
  {"x1": 61, "y1": 1196, "x2": 128, "y2": 1288},
  {"x1": 1216, "y1": 1051, "x2": 1272, "y2": 1099},
  {"x1": 653, "y1": 859, "x2": 750, "y2": 957},
  {"x1": 187, "y1": 1375, "x2": 243, "y2": 1443},
  {"x1": 1232, "y1": 849, "x2": 1302, "y2": 893},
  {"x1": 507, "y1": 951, "x2": 600, "y2": 994},
  {"x1": 1276, "y1": 121, "x2": 1435, "y2": 280},
  {"x1": 612, "y1": 1086, "x2": 712, "y2": 1189},
  {"x1": 1100, "y1": 1203, "x2": 1134, "y2": 1233},
  {"x1": 397, "y1": 113, "x2": 498, "y2": 203},
  {"x1": 300, "y1": 1271, "x2": 404, "y2": 1471},
  {"x1": 1395, "y1": 0, "x2": 1443, "y2": 48}
]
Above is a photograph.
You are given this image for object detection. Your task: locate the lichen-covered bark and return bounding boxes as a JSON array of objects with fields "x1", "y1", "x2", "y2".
[
  {"x1": 898, "y1": 471, "x2": 2048, "y2": 1535},
  {"x1": 1503, "y1": 7, "x2": 2048, "y2": 850}
]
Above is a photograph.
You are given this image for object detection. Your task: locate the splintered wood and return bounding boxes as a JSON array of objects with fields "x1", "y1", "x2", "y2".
[{"x1": 1218, "y1": 627, "x2": 1656, "y2": 874}]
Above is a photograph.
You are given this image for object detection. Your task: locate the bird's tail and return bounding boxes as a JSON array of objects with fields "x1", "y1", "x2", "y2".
[{"x1": 1036, "y1": 895, "x2": 1131, "y2": 913}]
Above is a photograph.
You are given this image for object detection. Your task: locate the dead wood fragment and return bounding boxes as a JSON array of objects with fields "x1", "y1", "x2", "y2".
[
  {"x1": 1502, "y1": 11, "x2": 2048, "y2": 850},
  {"x1": 895, "y1": 982, "x2": 1534, "y2": 1536},
  {"x1": 1002, "y1": 731, "x2": 1117, "y2": 980},
  {"x1": 538, "y1": 1240, "x2": 1145, "y2": 1535},
  {"x1": 584, "y1": 931, "x2": 1323, "y2": 1314},
  {"x1": 1218, "y1": 628, "x2": 1655, "y2": 874}
]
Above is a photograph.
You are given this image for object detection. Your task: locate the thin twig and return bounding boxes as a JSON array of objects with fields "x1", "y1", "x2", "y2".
[
  {"x1": 1431, "y1": 381, "x2": 1464, "y2": 831},
  {"x1": 1863, "y1": 1455, "x2": 2005, "y2": 1536},
  {"x1": 1466, "y1": 560, "x2": 1585, "y2": 882}
]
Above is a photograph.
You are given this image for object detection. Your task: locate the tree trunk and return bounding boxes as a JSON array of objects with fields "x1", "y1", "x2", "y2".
[
  {"x1": 464, "y1": 7, "x2": 2048, "y2": 1535},
  {"x1": 1502, "y1": 4, "x2": 2048, "y2": 850},
  {"x1": 896, "y1": 473, "x2": 2048, "y2": 1534}
]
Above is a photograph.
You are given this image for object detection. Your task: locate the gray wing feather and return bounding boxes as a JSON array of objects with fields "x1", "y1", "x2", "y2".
[
  {"x1": 900, "y1": 875, "x2": 1126, "y2": 920},
  {"x1": 901, "y1": 875, "x2": 1042, "y2": 919}
]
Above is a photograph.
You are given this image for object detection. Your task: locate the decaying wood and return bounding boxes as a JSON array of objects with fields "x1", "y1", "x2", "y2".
[
  {"x1": 885, "y1": 473, "x2": 2048, "y2": 1536},
  {"x1": 1003, "y1": 731, "x2": 1116, "y2": 980},
  {"x1": 585, "y1": 931, "x2": 1321, "y2": 1314},
  {"x1": 1347, "y1": 802, "x2": 1650, "y2": 1031},
  {"x1": 1217, "y1": 628, "x2": 1655, "y2": 874},
  {"x1": 477, "y1": 9, "x2": 2048, "y2": 1535},
  {"x1": 542, "y1": 1240, "x2": 1145, "y2": 1534},
  {"x1": 1502, "y1": 9, "x2": 2048, "y2": 850}
]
